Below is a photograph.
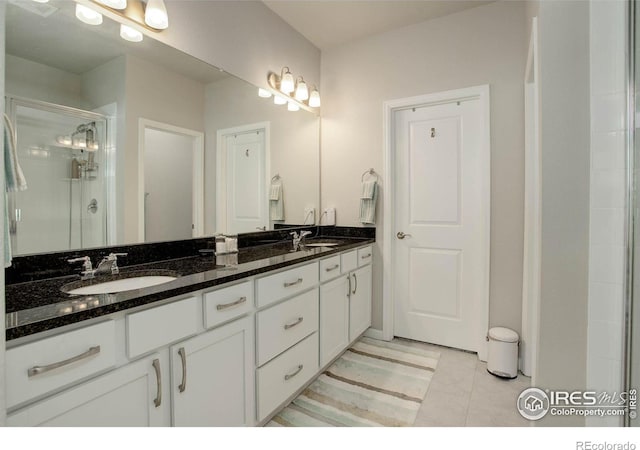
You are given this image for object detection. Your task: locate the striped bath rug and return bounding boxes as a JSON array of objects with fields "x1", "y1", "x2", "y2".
[{"x1": 266, "y1": 337, "x2": 440, "y2": 427}]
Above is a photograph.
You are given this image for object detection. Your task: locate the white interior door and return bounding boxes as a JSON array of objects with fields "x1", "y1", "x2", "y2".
[
  {"x1": 225, "y1": 130, "x2": 267, "y2": 233},
  {"x1": 393, "y1": 96, "x2": 489, "y2": 353}
]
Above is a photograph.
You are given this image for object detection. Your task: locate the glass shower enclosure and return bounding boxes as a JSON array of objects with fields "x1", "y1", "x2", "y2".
[{"x1": 6, "y1": 97, "x2": 109, "y2": 255}]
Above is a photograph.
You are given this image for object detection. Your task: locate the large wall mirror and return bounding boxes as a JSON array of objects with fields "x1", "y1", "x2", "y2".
[{"x1": 4, "y1": 0, "x2": 320, "y2": 256}]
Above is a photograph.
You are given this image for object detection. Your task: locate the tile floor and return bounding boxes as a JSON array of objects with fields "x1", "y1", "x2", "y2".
[{"x1": 402, "y1": 339, "x2": 532, "y2": 427}]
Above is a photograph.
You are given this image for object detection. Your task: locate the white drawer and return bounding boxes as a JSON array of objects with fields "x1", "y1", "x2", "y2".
[
  {"x1": 6, "y1": 320, "x2": 117, "y2": 409},
  {"x1": 204, "y1": 280, "x2": 253, "y2": 329},
  {"x1": 357, "y1": 246, "x2": 373, "y2": 267},
  {"x1": 341, "y1": 250, "x2": 358, "y2": 273},
  {"x1": 127, "y1": 296, "x2": 199, "y2": 358},
  {"x1": 256, "y1": 332, "x2": 319, "y2": 422},
  {"x1": 319, "y1": 255, "x2": 341, "y2": 282},
  {"x1": 256, "y1": 289, "x2": 318, "y2": 366},
  {"x1": 256, "y1": 262, "x2": 319, "y2": 308}
]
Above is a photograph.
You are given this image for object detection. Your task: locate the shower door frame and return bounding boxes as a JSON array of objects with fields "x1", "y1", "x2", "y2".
[{"x1": 5, "y1": 95, "x2": 115, "y2": 253}]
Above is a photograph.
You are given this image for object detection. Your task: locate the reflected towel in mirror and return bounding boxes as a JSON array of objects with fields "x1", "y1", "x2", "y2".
[{"x1": 269, "y1": 181, "x2": 284, "y2": 221}]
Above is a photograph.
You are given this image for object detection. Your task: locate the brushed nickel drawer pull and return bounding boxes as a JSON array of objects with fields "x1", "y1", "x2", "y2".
[
  {"x1": 284, "y1": 317, "x2": 304, "y2": 330},
  {"x1": 178, "y1": 347, "x2": 187, "y2": 393},
  {"x1": 27, "y1": 346, "x2": 100, "y2": 378},
  {"x1": 152, "y1": 358, "x2": 162, "y2": 408},
  {"x1": 284, "y1": 278, "x2": 303, "y2": 288},
  {"x1": 361, "y1": 253, "x2": 372, "y2": 259},
  {"x1": 352, "y1": 273, "x2": 358, "y2": 295},
  {"x1": 284, "y1": 364, "x2": 304, "y2": 380},
  {"x1": 325, "y1": 264, "x2": 340, "y2": 272},
  {"x1": 216, "y1": 296, "x2": 247, "y2": 311}
]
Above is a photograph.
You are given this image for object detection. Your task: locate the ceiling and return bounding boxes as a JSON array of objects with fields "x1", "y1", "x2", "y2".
[{"x1": 263, "y1": 0, "x2": 494, "y2": 50}]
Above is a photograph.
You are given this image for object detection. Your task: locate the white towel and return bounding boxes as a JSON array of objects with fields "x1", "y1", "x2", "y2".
[
  {"x1": 3, "y1": 114, "x2": 27, "y2": 268},
  {"x1": 269, "y1": 182, "x2": 281, "y2": 201},
  {"x1": 269, "y1": 182, "x2": 284, "y2": 221},
  {"x1": 359, "y1": 181, "x2": 378, "y2": 225},
  {"x1": 361, "y1": 180, "x2": 376, "y2": 199}
]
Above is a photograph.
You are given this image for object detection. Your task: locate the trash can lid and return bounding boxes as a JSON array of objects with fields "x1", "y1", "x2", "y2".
[{"x1": 489, "y1": 327, "x2": 519, "y2": 343}]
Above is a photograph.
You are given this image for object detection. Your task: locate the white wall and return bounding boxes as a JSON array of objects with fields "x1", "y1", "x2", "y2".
[
  {"x1": 124, "y1": 55, "x2": 205, "y2": 243},
  {"x1": 5, "y1": 54, "x2": 91, "y2": 110},
  {"x1": 320, "y1": 1, "x2": 527, "y2": 333},
  {"x1": 156, "y1": 1, "x2": 320, "y2": 93},
  {"x1": 586, "y1": 0, "x2": 627, "y2": 427},
  {"x1": 534, "y1": 0, "x2": 590, "y2": 427},
  {"x1": 204, "y1": 76, "x2": 320, "y2": 234}
]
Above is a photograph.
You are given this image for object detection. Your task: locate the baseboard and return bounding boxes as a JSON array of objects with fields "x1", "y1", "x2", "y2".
[{"x1": 363, "y1": 327, "x2": 386, "y2": 341}]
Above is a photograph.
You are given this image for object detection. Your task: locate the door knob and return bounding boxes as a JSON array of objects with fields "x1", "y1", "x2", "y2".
[{"x1": 397, "y1": 231, "x2": 411, "y2": 239}]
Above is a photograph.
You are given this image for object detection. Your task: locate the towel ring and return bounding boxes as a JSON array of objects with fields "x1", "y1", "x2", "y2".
[
  {"x1": 361, "y1": 168, "x2": 379, "y2": 182},
  {"x1": 271, "y1": 174, "x2": 281, "y2": 183}
]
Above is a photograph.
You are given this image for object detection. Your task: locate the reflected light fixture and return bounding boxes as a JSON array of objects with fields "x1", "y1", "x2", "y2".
[
  {"x1": 145, "y1": 0, "x2": 169, "y2": 30},
  {"x1": 97, "y1": 0, "x2": 127, "y2": 9},
  {"x1": 280, "y1": 67, "x2": 295, "y2": 94},
  {"x1": 258, "y1": 88, "x2": 272, "y2": 98},
  {"x1": 287, "y1": 102, "x2": 300, "y2": 112},
  {"x1": 274, "y1": 95, "x2": 287, "y2": 105},
  {"x1": 294, "y1": 77, "x2": 309, "y2": 101},
  {"x1": 308, "y1": 86, "x2": 321, "y2": 108},
  {"x1": 76, "y1": 4, "x2": 103, "y2": 25},
  {"x1": 120, "y1": 24, "x2": 143, "y2": 42},
  {"x1": 31, "y1": 0, "x2": 50, "y2": 3}
]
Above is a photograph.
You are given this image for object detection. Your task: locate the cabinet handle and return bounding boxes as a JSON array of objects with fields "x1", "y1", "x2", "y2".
[
  {"x1": 27, "y1": 345, "x2": 100, "y2": 378},
  {"x1": 284, "y1": 317, "x2": 304, "y2": 330},
  {"x1": 325, "y1": 264, "x2": 340, "y2": 272},
  {"x1": 152, "y1": 358, "x2": 162, "y2": 408},
  {"x1": 216, "y1": 296, "x2": 247, "y2": 311},
  {"x1": 178, "y1": 347, "x2": 187, "y2": 393},
  {"x1": 361, "y1": 253, "x2": 372, "y2": 259},
  {"x1": 284, "y1": 364, "x2": 304, "y2": 381},
  {"x1": 352, "y1": 273, "x2": 358, "y2": 295},
  {"x1": 284, "y1": 278, "x2": 303, "y2": 288},
  {"x1": 347, "y1": 275, "x2": 351, "y2": 296}
]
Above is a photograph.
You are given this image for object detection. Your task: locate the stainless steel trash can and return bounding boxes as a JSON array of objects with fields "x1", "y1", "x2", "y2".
[{"x1": 487, "y1": 327, "x2": 519, "y2": 379}]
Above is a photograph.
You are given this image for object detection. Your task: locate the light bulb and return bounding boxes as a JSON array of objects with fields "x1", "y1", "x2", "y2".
[
  {"x1": 120, "y1": 24, "x2": 143, "y2": 42},
  {"x1": 274, "y1": 95, "x2": 287, "y2": 105},
  {"x1": 280, "y1": 68, "x2": 294, "y2": 94},
  {"x1": 97, "y1": 0, "x2": 127, "y2": 9},
  {"x1": 294, "y1": 78, "x2": 309, "y2": 101},
  {"x1": 75, "y1": 4, "x2": 103, "y2": 25},
  {"x1": 308, "y1": 88, "x2": 321, "y2": 108},
  {"x1": 258, "y1": 88, "x2": 272, "y2": 98},
  {"x1": 287, "y1": 102, "x2": 300, "y2": 112},
  {"x1": 145, "y1": 0, "x2": 168, "y2": 30}
]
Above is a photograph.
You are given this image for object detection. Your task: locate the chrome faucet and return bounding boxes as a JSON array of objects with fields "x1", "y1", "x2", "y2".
[
  {"x1": 290, "y1": 230, "x2": 312, "y2": 251},
  {"x1": 68, "y1": 253, "x2": 127, "y2": 280}
]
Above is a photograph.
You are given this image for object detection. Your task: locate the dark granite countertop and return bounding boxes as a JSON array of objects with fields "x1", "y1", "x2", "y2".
[{"x1": 6, "y1": 235, "x2": 374, "y2": 341}]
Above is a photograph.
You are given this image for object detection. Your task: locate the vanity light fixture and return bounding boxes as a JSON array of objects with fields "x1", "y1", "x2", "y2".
[
  {"x1": 308, "y1": 86, "x2": 321, "y2": 108},
  {"x1": 76, "y1": 3, "x2": 103, "y2": 25},
  {"x1": 258, "y1": 88, "x2": 273, "y2": 98},
  {"x1": 264, "y1": 68, "x2": 320, "y2": 111},
  {"x1": 96, "y1": 0, "x2": 126, "y2": 9},
  {"x1": 144, "y1": 0, "x2": 169, "y2": 30},
  {"x1": 273, "y1": 95, "x2": 287, "y2": 106},
  {"x1": 31, "y1": 0, "x2": 50, "y2": 3},
  {"x1": 294, "y1": 77, "x2": 309, "y2": 102},
  {"x1": 287, "y1": 102, "x2": 300, "y2": 112},
  {"x1": 120, "y1": 24, "x2": 143, "y2": 42}
]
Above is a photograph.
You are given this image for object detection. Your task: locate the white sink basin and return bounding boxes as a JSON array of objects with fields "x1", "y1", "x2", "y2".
[
  {"x1": 304, "y1": 243, "x2": 339, "y2": 247},
  {"x1": 65, "y1": 276, "x2": 177, "y2": 295}
]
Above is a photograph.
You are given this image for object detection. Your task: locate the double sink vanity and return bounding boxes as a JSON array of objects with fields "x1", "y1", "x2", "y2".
[{"x1": 3, "y1": 226, "x2": 374, "y2": 426}]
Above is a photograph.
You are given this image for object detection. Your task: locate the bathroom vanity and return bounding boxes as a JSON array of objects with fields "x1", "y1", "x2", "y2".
[{"x1": 3, "y1": 227, "x2": 374, "y2": 426}]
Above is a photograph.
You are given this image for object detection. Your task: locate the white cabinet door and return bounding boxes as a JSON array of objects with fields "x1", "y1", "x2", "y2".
[
  {"x1": 349, "y1": 265, "x2": 372, "y2": 341},
  {"x1": 7, "y1": 355, "x2": 164, "y2": 427},
  {"x1": 171, "y1": 316, "x2": 254, "y2": 427},
  {"x1": 320, "y1": 276, "x2": 350, "y2": 367}
]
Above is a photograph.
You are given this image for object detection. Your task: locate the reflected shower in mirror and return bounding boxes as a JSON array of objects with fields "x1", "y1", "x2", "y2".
[{"x1": 4, "y1": 0, "x2": 320, "y2": 255}]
